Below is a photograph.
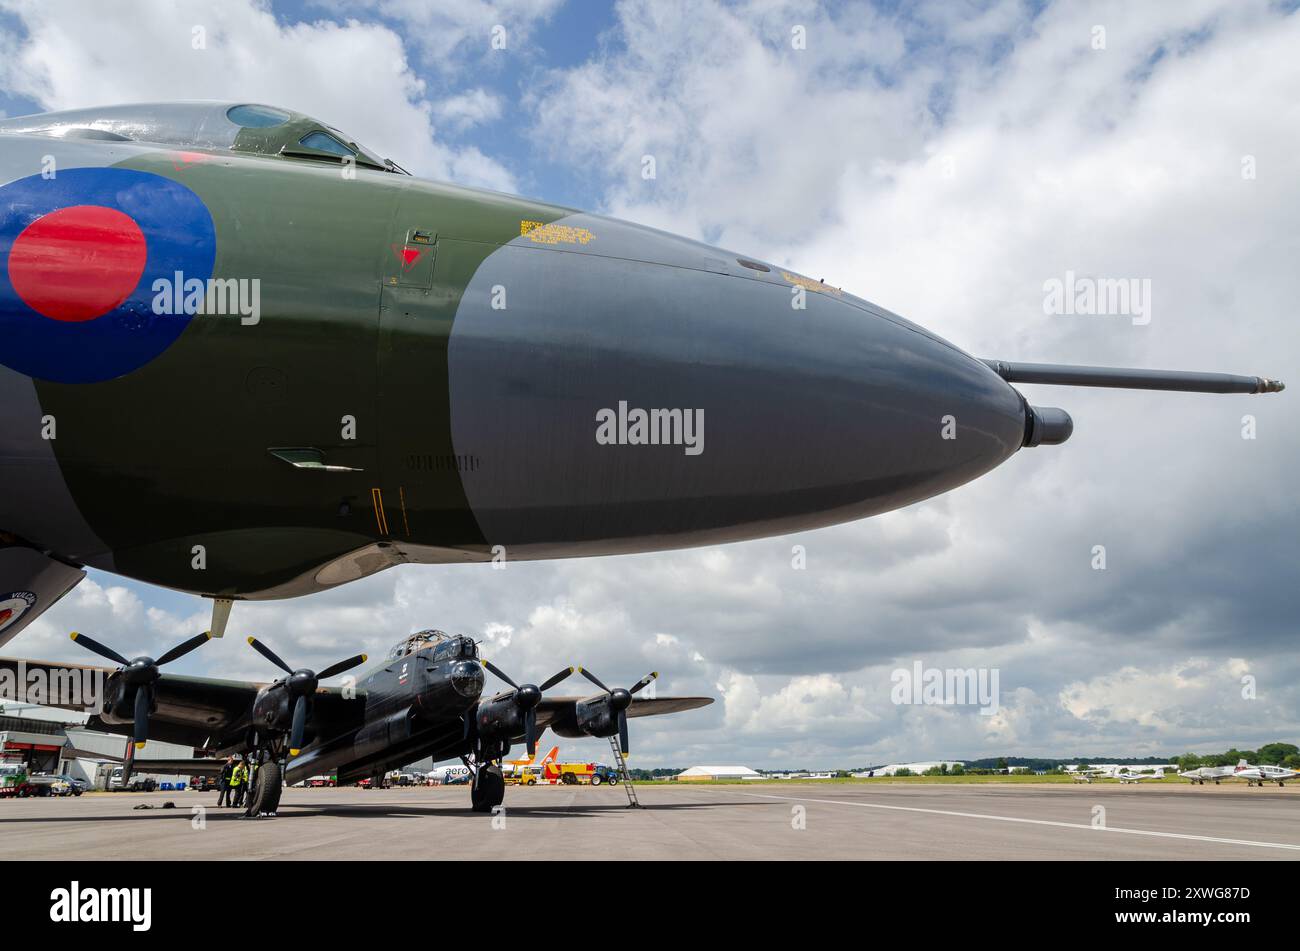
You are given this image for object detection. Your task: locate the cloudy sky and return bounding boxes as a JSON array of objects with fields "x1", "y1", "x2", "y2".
[{"x1": 2, "y1": 0, "x2": 1296, "y2": 769}]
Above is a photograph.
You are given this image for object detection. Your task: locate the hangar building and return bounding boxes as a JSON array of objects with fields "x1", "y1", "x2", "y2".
[{"x1": 674, "y1": 765, "x2": 763, "y2": 781}]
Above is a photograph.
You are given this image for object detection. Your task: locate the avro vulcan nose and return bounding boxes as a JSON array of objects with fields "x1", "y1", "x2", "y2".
[{"x1": 445, "y1": 214, "x2": 1028, "y2": 557}]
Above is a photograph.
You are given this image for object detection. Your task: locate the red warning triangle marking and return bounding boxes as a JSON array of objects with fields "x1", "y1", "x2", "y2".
[
  {"x1": 171, "y1": 151, "x2": 212, "y2": 171},
  {"x1": 391, "y1": 244, "x2": 422, "y2": 272}
]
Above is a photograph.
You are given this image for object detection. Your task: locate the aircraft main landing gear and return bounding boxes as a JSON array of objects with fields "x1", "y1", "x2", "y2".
[
  {"x1": 247, "y1": 761, "x2": 283, "y2": 816},
  {"x1": 471, "y1": 764, "x2": 505, "y2": 813},
  {"x1": 242, "y1": 734, "x2": 286, "y2": 818}
]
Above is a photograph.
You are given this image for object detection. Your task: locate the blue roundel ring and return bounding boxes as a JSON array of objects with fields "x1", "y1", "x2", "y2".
[{"x1": 0, "y1": 167, "x2": 217, "y2": 384}]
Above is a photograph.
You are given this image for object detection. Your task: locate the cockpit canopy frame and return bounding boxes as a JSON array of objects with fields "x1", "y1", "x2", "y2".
[
  {"x1": 0, "y1": 101, "x2": 404, "y2": 173},
  {"x1": 385, "y1": 630, "x2": 478, "y2": 663}
]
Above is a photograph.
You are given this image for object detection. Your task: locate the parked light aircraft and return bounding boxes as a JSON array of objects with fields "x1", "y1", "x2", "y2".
[
  {"x1": 1235, "y1": 763, "x2": 1298, "y2": 787},
  {"x1": 1178, "y1": 761, "x2": 1245, "y2": 785},
  {"x1": 1115, "y1": 767, "x2": 1167, "y2": 784}
]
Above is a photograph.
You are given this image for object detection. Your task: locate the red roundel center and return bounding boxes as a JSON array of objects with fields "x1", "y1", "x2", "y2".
[
  {"x1": 8, "y1": 205, "x2": 148, "y2": 322},
  {"x1": 0, "y1": 609, "x2": 11, "y2": 626}
]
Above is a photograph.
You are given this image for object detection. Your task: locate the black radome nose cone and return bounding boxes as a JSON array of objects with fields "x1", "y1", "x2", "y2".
[{"x1": 447, "y1": 223, "x2": 1026, "y2": 556}]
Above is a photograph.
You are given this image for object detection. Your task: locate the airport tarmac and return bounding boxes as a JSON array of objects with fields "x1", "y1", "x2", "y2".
[{"x1": 4, "y1": 782, "x2": 1298, "y2": 860}]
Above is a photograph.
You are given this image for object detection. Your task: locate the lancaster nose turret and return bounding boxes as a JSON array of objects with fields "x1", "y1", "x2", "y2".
[
  {"x1": 443, "y1": 213, "x2": 1028, "y2": 557},
  {"x1": 450, "y1": 661, "x2": 485, "y2": 698}
]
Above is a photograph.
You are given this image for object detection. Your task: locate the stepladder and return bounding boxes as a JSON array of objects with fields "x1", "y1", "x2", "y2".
[{"x1": 608, "y1": 735, "x2": 641, "y2": 807}]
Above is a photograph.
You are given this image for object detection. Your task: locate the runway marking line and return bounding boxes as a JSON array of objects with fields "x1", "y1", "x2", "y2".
[{"x1": 701, "y1": 788, "x2": 1300, "y2": 853}]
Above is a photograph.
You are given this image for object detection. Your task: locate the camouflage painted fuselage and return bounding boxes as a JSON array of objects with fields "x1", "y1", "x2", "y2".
[{"x1": 0, "y1": 103, "x2": 1029, "y2": 645}]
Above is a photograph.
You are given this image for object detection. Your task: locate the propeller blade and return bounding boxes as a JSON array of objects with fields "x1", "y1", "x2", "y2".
[
  {"x1": 132, "y1": 686, "x2": 151, "y2": 749},
  {"x1": 154, "y1": 631, "x2": 213, "y2": 667},
  {"x1": 69, "y1": 632, "x2": 129, "y2": 667},
  {"x1": 317, "y1": 653, "x2": 368, "y2": 680},
  {"x1": 629, "y1": 671, "x2": 659, "y2": 695},
  {"x1": 289, "y1": 694, "x2": 308, "y2": 755},
  {"x1": 524, "y1": 708, "x2": 537, "y2": 757},
  {"x1": 247, "y1": 636, "x2": 293, "y2": 675},
  {"x1": 538, "y1": 666, "x2": 575, "y2": 692},
  {"x1": 481, "y1": 659, "x2": 519, "y2": 690},
  {"x1": 577, "y1": 667, "x2": 611, "y2": 694},
  {"x1": 618, "y1": 709, "x2": 629, "y2": 755}
]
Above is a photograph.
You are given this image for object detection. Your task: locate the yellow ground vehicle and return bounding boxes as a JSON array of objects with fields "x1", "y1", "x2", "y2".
[
  {"x1": 504, "y1": 766, "x2": 539, "y2": 786},
  {"x1": 502, "y1": 746, "x2": 558, "y2": 785}
]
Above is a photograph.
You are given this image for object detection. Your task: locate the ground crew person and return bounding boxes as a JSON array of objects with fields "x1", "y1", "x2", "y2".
[
  {"x1": 242, "y1": 757, "x2": 260, "y2": 817},
  {"x1": 217, "y1": 756, "x2": 235, "y2": 807},
  {"x1": 230, "y1": 757, "x2": 247, "y2": 808}
]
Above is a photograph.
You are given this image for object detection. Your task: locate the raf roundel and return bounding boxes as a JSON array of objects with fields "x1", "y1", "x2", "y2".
[
  {"x1": 0, "y1": 591, "x2": 37, "y2": 634},
  {"x1": 0, "y1": 167, "x2": 217, "y2": 384}
]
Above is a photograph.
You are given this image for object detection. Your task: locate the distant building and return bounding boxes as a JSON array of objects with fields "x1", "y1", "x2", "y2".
[
  {"x1": 851, "y1": 761, "x2": 964, "y2": 777},
  {"x1": 675, "y1": 765, "x2": 763, "y2": 782},
  {"x1": 0, "y1": 707, "x2": 193, "y2": 788}
]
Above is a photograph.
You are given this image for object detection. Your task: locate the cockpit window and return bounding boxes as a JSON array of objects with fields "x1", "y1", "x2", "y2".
[
  {"x1": 299, "y1": 130, "x2": 355, "y2": 157},
  {"x1": 386, "y1": 630, "x2": 478, "y2": 661},
  {"x1": 226, "y1": 104, "x2": 291, "y2": 128}
]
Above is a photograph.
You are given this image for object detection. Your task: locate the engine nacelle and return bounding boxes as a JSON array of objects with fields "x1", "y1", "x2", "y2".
[
  {"x1": 574, "y1": 696, "x2": 616, "y2": 739},
  {"x1": 475, "y1": 695, "x2": 525, "y2": 742},
  {"x1": 252, "y1": 683, "x2": 293, "y2": 734},
  {"x1": 99, "y1": 675, "x2": 138, "y2": 724}
]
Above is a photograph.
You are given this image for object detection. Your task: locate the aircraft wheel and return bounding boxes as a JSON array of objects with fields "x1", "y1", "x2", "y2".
[
  {"x1": 471, "y1": 766, "x2": 504, "y2": 813},
  {"x1": 249, "y1": 761, "x2": 283, "y2": 815}
]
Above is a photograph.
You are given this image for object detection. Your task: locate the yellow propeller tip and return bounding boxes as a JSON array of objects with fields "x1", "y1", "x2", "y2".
[
  {"x1": 134, "y1": 742, "x2": 146, "y2": 750},
  {"x1": 69, "y1": 632, "x2": 79, "y2": 640},
  {"x1": 360, "y1": 654, "x2": 367, "y2": 662},
  {"x1": 246, "y1": 636, "x2": 255, "y2": 644},
  {"x1": 289, "y1": 749, "x2": 300, "y2": 756}
]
